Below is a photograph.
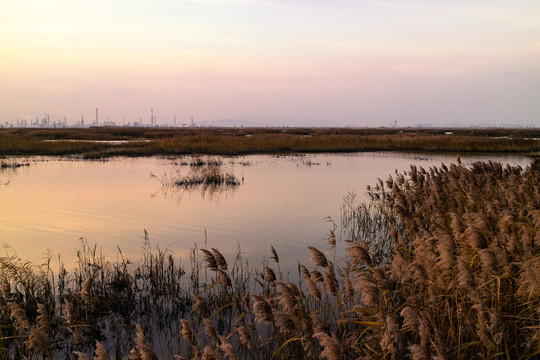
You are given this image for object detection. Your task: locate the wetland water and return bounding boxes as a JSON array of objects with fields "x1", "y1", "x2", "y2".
[{"x1": 0, "y1": 153, "x2": 532, "y2": 270}]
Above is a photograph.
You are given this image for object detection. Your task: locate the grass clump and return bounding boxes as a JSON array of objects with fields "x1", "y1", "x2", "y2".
[
  {"x1": 0, "y1": 159, "x2": 30, "y2": 169},
  {"x1": 1, "y1": 159, "x2": 538, "y2": 359},
  {"x1": 174, "y1": 165, "x2": 240, "y2": 187},
  {"x1": 152, "y1": 158, "x2": 241, "y2": 189}
]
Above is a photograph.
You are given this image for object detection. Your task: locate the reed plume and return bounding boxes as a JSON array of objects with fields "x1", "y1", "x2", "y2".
[
  {"x1": 306, "y1": 277, "x2": 321, "y2": 300},
  {"x1": 264, "y1": 266, "x2": 276, "y2": 282},
  {"x1": 307, "y1": 246, "x2": 328, "y2": 268},
  {"x1": 300, "y1": 264, "x2": 311, "y2": 279},
  {"x1": 219, "y1": 335, "x2": 237, "y2": 359},
  {"x1": 200, "y1": 249, "x2": 218, "y2": 271},
  {"x1": 313, "y1": 332, "x2": 343, "y2": 360},
  {"x1": 73, "y1": 352, "x2": 90, "y2": 360},
  {"x1": 193, "y1": 294, "x2": 208, "y2": 317},
  {"x1": 348, "y1": 242, "x2": 372, "y2": 266},
  {"x1": 26, "y1": 304, "x2": 52, "y2": 355},
  {"x1": 218, "y1": 269, "x2": 232, "y2": 287},
  {"x1": 180, "y1": 319, "x2": 193, "y2": 342},
  {"x1": 311, "y1": 270, "x2": 324, "y2": 282},
  {"x1": 134, "y1": 323, "x2": 159, "y2": 360},
  {"x1": 204, "y1": 318, "x2": 217, "y2": 339},
  {"x1": 323, "y1": 263, "x2": 338, "y2": 296},
  {"x1": 270, "y1": 246, "x2": 279, "y2": 263},
  {"x1": 80, "y1": 276, "x2": 92, "y2": 304},
  {"x1": 252, "y1": 294, "x2": 273, "y2": 324},
  {"x1": 276, "y1": 281, "x2": 297, "y2": 313},
  {"x1": 355, "y1": 271, "x2": 379, "y2": 307},
  {"x1": 9, "y1": 302, "x2": 30, "y2": 329},
  {"x1": 236, "y1": 326, "x2": 252, "y2": 349},
  {"x1": 273, "y1": 308, "x2": 295, "y2": 334},
  {"x1": 327, "y1": 230, "x2": 336, "y2": 248},
  {"x1": 201, "y1": 344, "x2": 219, "y2": 360},
  {"x1": 211, "y1": 248, "x2": 227, "y2": 270},
  {"x1": 94, "y1": 341, "x2": 109, "y2": 360}
]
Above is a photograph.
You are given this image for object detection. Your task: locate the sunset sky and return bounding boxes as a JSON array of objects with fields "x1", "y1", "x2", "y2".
[{"x1": 1, "y1": 0, "x2": 539, "y2": 127}]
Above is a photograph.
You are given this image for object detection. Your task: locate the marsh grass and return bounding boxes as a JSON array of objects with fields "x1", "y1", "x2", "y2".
[
  {"x1": 1, "y1": 127, "x2": 539, "y2": 157},
  {"x1": 152, "y1": 158, "x2": 241, "y2": 189},
  {"x1": 174, "y1": 166, "x2": 240, "y2": 187},
  {"x1": 1, "y1": 160, "x2": 539, "y2": 359}
]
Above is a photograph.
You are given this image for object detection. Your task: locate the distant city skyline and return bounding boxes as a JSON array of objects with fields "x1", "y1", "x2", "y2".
[
  {"x1": 3, "y1": 110, "x2": 537, "y2": 129},
  {"x1": 1, "y1": 1, "x2": 539, "y2": 128}
]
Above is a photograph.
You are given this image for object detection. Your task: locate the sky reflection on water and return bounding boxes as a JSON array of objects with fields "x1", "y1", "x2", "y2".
[{"x1": 0, "y1": 153, "x2": 532, "y2": 271}]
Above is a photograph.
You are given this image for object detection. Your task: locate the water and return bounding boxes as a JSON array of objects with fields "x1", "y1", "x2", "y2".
[{"x1": 0, "y1": 153, "x2": 531, "y2": 270}]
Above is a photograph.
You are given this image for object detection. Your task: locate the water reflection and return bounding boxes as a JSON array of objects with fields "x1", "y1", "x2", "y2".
[
  {"x1": 0, "y1": 153, "x2": 532, "y2": 271},
  {"x1": 151, "y1": 180, "x2": 240, "y2": 202}
]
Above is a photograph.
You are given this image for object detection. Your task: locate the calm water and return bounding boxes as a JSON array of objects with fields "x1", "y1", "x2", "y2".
[{"x1": 0, "y1": 153, "x2": 531, "y2": 270}]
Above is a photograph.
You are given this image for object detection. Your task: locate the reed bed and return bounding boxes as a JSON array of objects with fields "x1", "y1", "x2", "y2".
[
  {"x1": 1, "y1": 128, "x2": 539, "y2": 157},
  {"x1": 152, "y1": 159, "x2": 241, "y2": 189},
  {"x1": 1, "y1": 159, "x2": 538, "y2": 359},
  {"x1": 173, "y1": 166, "x2": 240, "y2": 187}
]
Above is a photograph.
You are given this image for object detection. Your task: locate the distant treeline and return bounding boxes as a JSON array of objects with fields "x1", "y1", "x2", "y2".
[{"x1": 1, "y1": 127, "x2": 539, "y2": 157}]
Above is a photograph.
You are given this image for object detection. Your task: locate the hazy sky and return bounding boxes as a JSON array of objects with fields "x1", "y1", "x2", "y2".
[{"x1": 1, "y1": 0, "x2": 539, "y2": 127}]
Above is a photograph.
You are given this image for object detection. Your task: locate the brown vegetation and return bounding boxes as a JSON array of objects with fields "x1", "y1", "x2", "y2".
[
  {"x1": 0, "y1": 127, "x2": 539, "y2": 157},
  {"x1": 151, "y1": 158, "x2": 241, "y2": 188},
  {"x1": 0, "y1": 159, "x2": 539, "y2": 359}
]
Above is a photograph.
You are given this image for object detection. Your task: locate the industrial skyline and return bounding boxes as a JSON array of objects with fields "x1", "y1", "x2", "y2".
[
  {"x1": 2, "y1": 110, "x2": 536, "y2": 129},
  {"x1": 0, "y1": 108, "x2": 205, "y2": 129}
]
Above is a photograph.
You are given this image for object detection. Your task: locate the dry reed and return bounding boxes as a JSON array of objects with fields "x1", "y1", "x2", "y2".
[{"x1": 0, "y1": 159, "x2": 538, "y2": 359}]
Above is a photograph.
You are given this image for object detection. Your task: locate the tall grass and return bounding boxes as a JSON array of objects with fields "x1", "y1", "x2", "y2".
[{"x1": 1, "y1": 159, "x2": 538, "y2": 359}]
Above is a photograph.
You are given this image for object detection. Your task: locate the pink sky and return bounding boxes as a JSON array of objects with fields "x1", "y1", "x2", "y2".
[{"x1": 1, "y1": 0, "x2": 539, "y2": 127}]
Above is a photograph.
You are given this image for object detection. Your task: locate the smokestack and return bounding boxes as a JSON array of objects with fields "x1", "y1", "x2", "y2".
[
  {"x1": 96, "y1": 108, "x2": 99, "y2": 125},
  {"x1": 151, "y1": 109, "x2": 154, "y2": 127}
]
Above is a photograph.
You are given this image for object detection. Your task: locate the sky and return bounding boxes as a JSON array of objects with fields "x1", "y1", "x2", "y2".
[{"x1": 1, "y1": 0, "x2": 539, "y2": 127}]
